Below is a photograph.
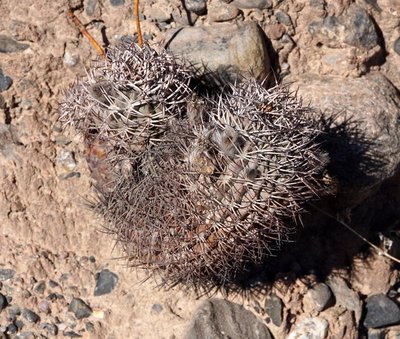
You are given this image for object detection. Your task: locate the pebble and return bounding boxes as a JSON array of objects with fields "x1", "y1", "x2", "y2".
[
  {"x1": 57, "y1": 149, "x2": 77, "y2": 172},
  {"x1": 303, "y1": 283, "x2": 334, "y2": 312},
  {"x1": 264, "y1": 293, "x2": 283, "y2": 326},
  {"x1": 68, "y1": 298, "x2": 93, "y2": 320},
  {"x1": 15, "y1": 333, "x2": 35, "y2": 339},
  {"x1": 0, "y1": 69, "x2": 12, "y2": 92},
  {"x1": 266, "y1": 23, "x2": 286, "y2": 40},
  {"x1": 0, "y1": 269, "x2": 16, "y2": 281},
  {"x1": 185, "y1": 299, "x2": 272, "y2": 339},
  {"x1": 41, "y1": 322, "x2": 58, "y2": 336},
  {"x1": 231, "y1": 0, "x2": 272, "y2": 9},
  {"x1": 110, "y1": 0, "x2": 124, "y2": 6},
  {"x1": 0, "y1": 293, "x2": 7, "y2": 311},
  {"x1": 38, "y1": 300, "x2": 51, "y2": 314},
  {"x1": 85, "y1": 0, "x2": 98, "y2": 16},
  {"x1": 14, "y1": 320, "x2": 24, "y2": 330},
  {"x1": 208, "y1": 1, "x2": 240, "y2": 22},
  {"x1": 275, "y1": 11, "x2": 292, "y2": 26},
  {"x1": 394, "y1": 37, "x2": 400, "y2": 55},
  {"x1": 184, "y1": 0, "x2": 207, "y2": 15},
  {"x1": 33, "y1": 280, "x2": 46, "y2": 294},
  {"x1": 7, "y1": 305, "x2": 21, "y2": 321},
  {"x1": 151, "y1": 303, "x2": 164, "y2": 315},
  {"x1": 326, "y1": 277, "x2": 362, "y2": 322},
  {"x1": 94, "y1": 269, "x2": 118, "y2": 296},
  {"x1": 364, "y1": 294, "x2": 400, "y2": 328},
  {"x1": 64, "y1": 331, "x2": 82, "y2": 338},
  {"x1": 287, "y1": 317, "x2": 329, "y2": 339},
  {"x1": 85, "y1": 322, "x2": 95, "y2": 332},
  {"x1": 22, "y1": 309, "x2": 40, "y2": 323},
  {"x1": 63, "y1": 52, "x2": 80, "y2": 67},
  {"x1": 0, "y1": 35, "x2": 29, "y2": 53},
  {"x1": 48, "y1": 280, "x2": 59, "y2": 288},
  {"x1": 6, "y1": 324, "x2": 17, "y2": 334}
]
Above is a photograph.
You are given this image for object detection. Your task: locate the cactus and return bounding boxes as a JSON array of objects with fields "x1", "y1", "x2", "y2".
[{"x1": 60, "y1": 42, "x2": 329, "y2": 288}]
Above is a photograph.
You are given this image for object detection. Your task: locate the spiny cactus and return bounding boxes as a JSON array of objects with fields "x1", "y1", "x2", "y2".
[{"x1": 60, "y1": 41, "x2": 329, "y2": 288}]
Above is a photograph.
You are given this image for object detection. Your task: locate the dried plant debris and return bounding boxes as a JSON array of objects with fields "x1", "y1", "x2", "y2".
[{"x1": 60, "y1": 42, "x2": 330, "y2": 289}]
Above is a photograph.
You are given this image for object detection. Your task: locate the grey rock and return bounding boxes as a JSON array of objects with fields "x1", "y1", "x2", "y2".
[
  {"x1": 0, "y1": 293, "x2": 7, "y2": 311},
  {"x1": 6, "y1": 324, "x2": 17, "y2": 334},
  {"x1": 0, "y1": 69, "x2": 12, "y2": 92},
  {"x1": 94, "y1": 269, "x2": 118, "y2": 296},
  {"x1": 0, "y1": 269, "x2": 15, "y2": 281},
  {"x1": 309, "y1": 4, "x2": 378, "y2": 49},
  {"x1": 368, "y1": 328, "x2": 386, "y2": 339},
  {"x1": 231, "y1": 0, "x2": 272, "y2": 9},
  {"x1": 394, "y1": 37, "x2": 400, "y2": 56},
  {"x1": 14, "y1": 320, "x2": 24, "y2": 330},
  {"x1": 15, "y1": 333, "x2": 35, "y2": 339},
  {"x1": 85, "y1": 0, "x2": 97, "y2": 16},
  {"x1": 184, "y1": 0, "x2": 207, "y2": 15},
  {"x1": 85, "y1": 322, "x2": 95, "y2": 332},
  {"x1": 326, "y1": 277, "x2": 362, "y2": 322},
  {"x1": 168, "y1": 22, "x2": 271, "y2": 83},
  {"x1": 110, "y1": 0, "x2": 124, "y2": 6},
  {"x1": 151, "y1": 303, "x2": 164, "y2": 314},
  {"x1": 287, "y1": 317, "x2": 329, "y2": 339},
  {"x1": 48, "y1": 280, "x2": 59, "y2": 288},
  {"x1": 364, "y1": 294, "x2": 400, "y2": 328},
  {"x1": 7, "y1": 305, "x2": 21, "y2": 320},
  {"x1": 33, "y1": 280, "x2": 46, "y2": 294},
  {"x1": 303, "y1": 283, "x2": 334, "y2": 312},
  {"x1": 185, "y1": 299, "x2": 272, "y2": 339},
  {"x1": 0, "y1": 35, "x2": 29, "y2": 53},
  {"x1": 275, "y1": 11, "x2": 292, "y2": 26},
  {"x1": 294, "y1": 73, "x2": 400, "y2": 208},
  {"x1": 22, "y1": 309, "x2": 40, "y2": 323},
  {"x1": 68, "y1": 298, "x2": 92, "y2": 319},
  {"x1": 41, "y1": 322, "x2": 58, "y2": 336},
  {"x1": 264, "y1": 293, "x2": 283, "y2": 326}
]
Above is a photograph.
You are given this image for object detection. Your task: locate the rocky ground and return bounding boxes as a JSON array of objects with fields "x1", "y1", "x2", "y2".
[{"x1": 1, "y1": 0, "x2": 400, "y2": 338}]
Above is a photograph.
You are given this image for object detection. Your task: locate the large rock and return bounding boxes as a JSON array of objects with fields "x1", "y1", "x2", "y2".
[
  {"x1": 185, "y1": 299, "x2": 272, "y2": 339},
  {"x1": 167, "y1": 22, "x2": 271, "y2": 83},
  {"x1": 293, "y1": 72, "x2": 400, "y2": 207}
]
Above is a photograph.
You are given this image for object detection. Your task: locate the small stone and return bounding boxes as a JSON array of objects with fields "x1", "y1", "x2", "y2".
[
  {"x1": 68, "y1": 298, "x2": 92, "y2": 320},
  {"x1": 14, "y1": 320, "x2": 24, "y2": 330},
  {"x1": 64, "y1": 331, "x2": 82, "y2": 338},
  {"x1": 92, "y1": 309, "x2": 105, "y2": 319},
  {"x1": 364, "y1": 294, "x2": 400, "y2": 328},
  {"x1": 394, "y1": 37, "x2": 400, "y2": 55},
  {"x1": 275, "y1": 11, "x2": 292, "y2": 26},
  {"x1": 85, "y1": 322, "x2": 95, "y2": 332},
  {"x1": 151, "y1": 303, "x2": 164, "y2": 315},
  {"x1": 57, "y1": 149, "x2": 77, "y2": 172},
  {"x1": 0, "y1": 69, "x2": 12, "y2": 92},
  {"x1": 231, "y1": 0, "x2": 272, "y2": 9},
  {"x1": 0, "y1": 293, "x2": 7, "y2": 311},
  {"x1": 38, "y1": 300, "x2": 51, "y2": 314},
  {"x1": 110, "y1": 0, "x2": 124, "y2": 6},
  {"x1": 184, "y1": 0, "x2": 207, "y2": 15},
  {"x1": 368, "y1": 328, "x2": 386, "y2": 339},
  {"x1": 15, "y1": 332, "x2": 35, "y2": 339},
  {"x1": 48, "y1": 280, "x2": 59, "y2": 288},
  {"x1": 63, "y1": 52, "x2": 80, "y2": 67},
  {"x1": 185, "y1": 299, "x2": 272, "y2": 339},
  {"x1": 22, "y1": 309, "x2": 40, "y2": 323},
  {"x1": 41, "y1": 323, "x2": 58, "y2": 336},
  {"x1": 303, "y1": 283, "x2": 334, "y2": 312},
  {"x1": 266, "y1": 23, "x2": 286, "y2": 40},
  {"x1": 33, "y1": 280, "x2": 46, "y2": 294},
  {"x1": 287, "y1": 317, "x2": 329, "y2": 339},
  {"x1": 264, "y1": 293, "x2": 283, "y2": 327},
  {"x1": 94, "y1": 269, "x2": 118, "y2": 296},
  {"x1": 85, "y1": 0, "x2": 98, "y2": 16},
  {"x1": 0, "y1": 35, "x2": 29, "y2": 53},
  {"x1": 6, "y1": 324, "x2": 17, "y2": 334},
  {"x1": 208, "y1": 1, "x2": 240, "y2": 22},
  {"x1": 7, "y1": 306, "x2": 21, "y2": 321},
  {"x1": 0, "y1": 269, "x2": 15, "y2": 281}
]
